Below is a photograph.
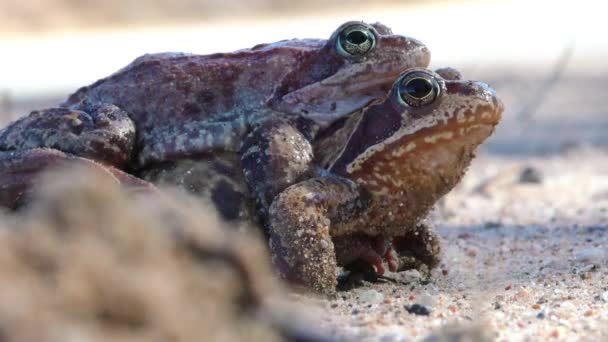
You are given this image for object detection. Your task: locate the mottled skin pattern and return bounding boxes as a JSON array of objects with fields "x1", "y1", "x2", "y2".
[
  {"x1": 141, "y1": 154, "x2": 259, "y2": 225},
  {"x1": 0, "y1": 23, "x2": 503, "y2": 296},
  {"x1": 0, "y1": 21, "x2": 430, "y2": 211},
  {"x1": 269, "y1": 68, "x2": 504, "y2": 294},
  {"x1": 0, "y1": 105, "x2": 135, "y2": 167}
]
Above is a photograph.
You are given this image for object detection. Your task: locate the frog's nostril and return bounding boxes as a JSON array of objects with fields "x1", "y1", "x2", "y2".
[{"x1": 479, "y1": 84, "x2": 504, "y2": 119}]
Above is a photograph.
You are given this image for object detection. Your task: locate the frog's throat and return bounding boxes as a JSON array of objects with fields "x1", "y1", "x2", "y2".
[{"x1": 345, "y1": 103, "x2": 501, "y2": 196}]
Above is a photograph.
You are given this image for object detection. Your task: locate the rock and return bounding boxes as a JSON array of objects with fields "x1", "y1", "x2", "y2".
[
  {"x1": 601, "y1": 291, "x2": 608, "y2": 303},
  {"x1": 422, "y1": 324, "x2": 493, "y2": 342},
  {"x1": 561, "y1": 301, "x2": 576, "y2": 310},
  {"x1": 406, "y1": 269, "x2": 423, "y2": 278},
  {"x1": 556, "y1": 302, "x2": 576, "y2": 318},
  {"x1": 424, "y1": 284, "x2": 440, "y2": 296},
  {"x1": 380, "y1": 332, "x2": 407, "y2": 342},
  {"x1": 394, "y1": 269, "x2": 423, "y2": 283},
  {"x1": 575, "y1": 248, "x2": 605, "y2": 263},
  {"x1": 484, "y1": 221, "x2": 502, "y2": 229},
  {"x1": 406, "y1": 304, "x2": 431, "y2": 316},
  {"x1": 519, "y1": 166, "x2": 543, "y2": 184},
  {"x1": 359, "y1": 289, "x2": 385, "y2": 304},
  {"x1": 417, "y1": 292, "x2": 438, "y2": 308}
]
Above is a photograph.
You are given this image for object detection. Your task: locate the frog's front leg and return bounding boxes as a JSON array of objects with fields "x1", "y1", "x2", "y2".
[
  {"x1": 240, "y1": 119, "x2": 314, "y2": 216},
  {"x1": 268, "y1": 176, "x2": 364, "y2": 295},
  {"x1": 0, "y1": 105, "x2": 151, "y2": 208}
]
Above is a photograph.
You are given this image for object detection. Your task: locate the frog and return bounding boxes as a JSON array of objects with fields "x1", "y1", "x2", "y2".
[
  {"x1": 0, "y1": 21, "x2": 430, "y2": 210},
  {"x1": 132, "y1": 67, "x2": 504, "y2": 294},
  {"x1": 266, "y1": 67, "x2": 504, "y2": 294}
]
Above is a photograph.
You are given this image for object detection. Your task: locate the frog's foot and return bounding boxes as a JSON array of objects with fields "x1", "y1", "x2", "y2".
[
  {"x1": 268, "y1": 176, "x2": 362, "y2": 295},
  {"x1": 0, "y1": 104, "x2": 144, "y2": 209},
  {"x1": 0, "y1": 105, "x2": 136, "y2": 168},
  {"x1": 392, "y1": 221, "x2": 442, "y2": 272},
  {"x1": 334, "y1": 235, "x2": 399, "y2": 276},
  {"x1": 0, "y1": 148, "x2": 154, "y2": 209}
]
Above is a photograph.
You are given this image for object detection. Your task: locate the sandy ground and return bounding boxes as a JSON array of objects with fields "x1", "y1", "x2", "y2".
[
  {"x1": 0, "y1": 147, "x2": 605, "y2": 342},
  {"x1": 1, "y1": 81, "x2": 608, "y2": 341},
  {"x1": 0, "y1": 2, "x2": 607, "y2": 341},
  {"x1": 1, "y1": 40, "x2": 607, "y2": 342},
  {"x1": 297, "y1": 147, "x2": 608, "y2": 341}
]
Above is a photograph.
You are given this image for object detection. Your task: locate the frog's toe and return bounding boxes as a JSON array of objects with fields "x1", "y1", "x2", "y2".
[
  {"x1": 359, "y1": 248, "x2": 386, "y2": 275},
  {"x1": 384, "y1": 247, "x2": 399, "y2": 272},
  {"x1": 268, "y1": 185, "x2": 338, "y2": 295},
  {"x1": 335, "y1": 235, "x2": 398, "y2": 275}
]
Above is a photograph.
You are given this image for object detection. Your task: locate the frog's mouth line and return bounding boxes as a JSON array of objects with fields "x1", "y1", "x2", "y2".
[{"x1": 303, "y1": 97, "x2": 376, "y2": 128}]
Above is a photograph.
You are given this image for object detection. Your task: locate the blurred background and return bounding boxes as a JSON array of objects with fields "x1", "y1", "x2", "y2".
[{"x1": 0, "y1": 0, "x2": 606, "y2": 154}]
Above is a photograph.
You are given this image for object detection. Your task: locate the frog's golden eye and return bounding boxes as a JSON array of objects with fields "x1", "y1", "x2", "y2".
[
  {"x1": 337, "y1": 24, "x2": 377, "y2": 58},
  {"x1": 397, "y1": 71, "x2": 441, "y2": 107}
]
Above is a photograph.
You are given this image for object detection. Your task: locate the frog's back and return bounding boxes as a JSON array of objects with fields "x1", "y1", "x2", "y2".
[{"x1": 63, "y1": 41, "x2": 322, "y2": 129}]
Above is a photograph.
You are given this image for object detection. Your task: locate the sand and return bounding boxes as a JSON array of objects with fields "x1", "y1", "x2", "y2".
[
  {"x1": 0, "y1": 1, "x2": 606, "y2": 338},
  {"x1": 297, "y1": 147, "x2": 608, "y2": 341},
  {"x1": 0, "y1": 67, "x2": 607, "y2": 341}
]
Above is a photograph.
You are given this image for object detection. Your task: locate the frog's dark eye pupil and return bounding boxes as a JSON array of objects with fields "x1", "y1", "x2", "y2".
[
  {"x1": 405, "y1": 78, "x2": 433, "y2": 99},
  {"x1": 337, "y1": 24, "x2": 376, "y2": 58},
  {"x1": 397, "y1": 71, "x2": 441, "y2": 107},
  {"x1": 346, "y1": 30, "x2": 368, "y2": 45}
]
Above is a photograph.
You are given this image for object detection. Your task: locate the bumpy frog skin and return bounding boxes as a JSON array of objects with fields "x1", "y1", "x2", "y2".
[
  {"x1": 0, "y1": 21, "x2": 429, "y2": 210},
  {"x1": 0, "y1": 23, "x2": 503, "y2": 296},
  {"x1": 269, "y1": 68, "x2": 503, "y2": 293}
]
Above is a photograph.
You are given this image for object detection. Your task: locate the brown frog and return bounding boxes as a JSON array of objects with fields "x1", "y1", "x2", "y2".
[
  {"x1": 0, "y1": 23, "x2": 503, "y2": 296},
  {"x1": 0, "y1": 21, "x2": 430, "y2": 211},
  {"x1": 268, "y1": 67, "x2": 504, "y2": 294}
]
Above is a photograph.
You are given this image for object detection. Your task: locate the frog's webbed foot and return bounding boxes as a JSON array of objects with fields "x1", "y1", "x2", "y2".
[
  {"x1": 0, "y1": 148, "x2": 155, "y2": 209},
  {"x1": 0, "y1": 104, "x2": 146, "y2": 209},
  {"x1": 392, "y1": 220, "x2": 442, "y2": 272},
  {"x1": 334, "y1": 235, "x2": 399, "y2": 276},
  {"x1": 268, "y1": 176, "x2": 361, "y2": 295},
  {"x1": 0, "y1": 105, "x2": 136, "y2": 168},
  {"x1": 241, "y1": 119, "x2": 314, "y2": 219}
]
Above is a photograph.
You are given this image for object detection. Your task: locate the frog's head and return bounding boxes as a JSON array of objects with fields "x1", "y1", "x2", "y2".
[
  {"x1": 329, "y1": 68, "x2": 503, "y2": 204},
  {"x1": 272, "y1": 21, "x2": 430, "y2": 127}
]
